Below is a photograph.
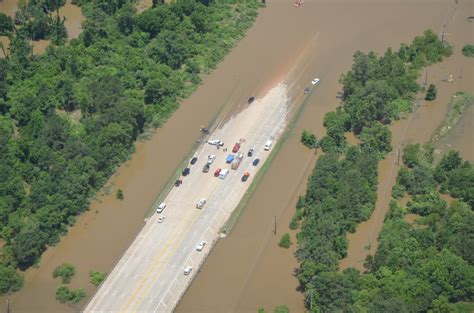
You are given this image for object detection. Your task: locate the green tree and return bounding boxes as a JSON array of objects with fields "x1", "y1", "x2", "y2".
[
  {"x1": 359, "y1": 122, "x2": 392, "y2": 159},
  {"x1": 0, "y1": 265, "x2": 24, "y2": 295},
  {"x1": 0, "y1": 12, "x2": 14, "y2": 35},
  {"x1": 461, "y1": 44, "x2": 474, "y2": 57},
  {"x1": 55, "y1": 285, "x2": 86, "y2": 304},
  {"x1": 116, "y1": 189, "x2": 124, "y2": 200},
  {"x1": 53, "y1": 263, "x2": 76, "y2": 284},
  {"x1": 89, "y1": 270, "x2": 107, "y2": 286},
  {"x1": 402, "y1": 144, "x2": 421, "y2": 168},
  {"x1": 279, "y1": 233, "x2": 292, "y2": 249},
  {"x1": 425, "y1": 84, "x2": 437, "y2": 101},
  {"x1": 273, "y1": 305, "x2": 290, "y2": 313},
  {"x1": 301, "y1": 130, "x2": 318, "y2": 149}
]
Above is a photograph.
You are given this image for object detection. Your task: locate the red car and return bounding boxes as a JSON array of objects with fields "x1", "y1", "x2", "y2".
[
  {"x1": 214, "y1": 168, "x2": 222, "y2": 177},
  {"x1": 232, "y1": 143, "x2": 241, "y2": 153}
]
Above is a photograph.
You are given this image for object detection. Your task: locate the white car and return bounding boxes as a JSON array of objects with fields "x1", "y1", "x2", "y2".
[
  {"x1": 207, "y1": 155, "x2": 216, "y2": 164},
  {"x1": 196, "y1": 198, "x2": 207, "y2": 209},
  {"x1": 311, "y1": 78, "x2": 320, "y2": 85},
  {"x1": 196, "y1": 241, "x2": 206, "y2": 251},
  {"x1": 157, "y1": 216, "x2": 166, "y2": 223},
  {"x1": 156, "y1": 202, "x2": 166, "y2": 213},
  {"x1": 208, "y1": 139, "x2": 224, "y2": 146},
  {"x1": 184, "y1": 266, "x2": 193, "y2": 275}
]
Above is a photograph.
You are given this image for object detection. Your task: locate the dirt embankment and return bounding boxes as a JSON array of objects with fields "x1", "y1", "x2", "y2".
[{"x1": 340, "y1": 0, "x2": 474, "y2": 271}]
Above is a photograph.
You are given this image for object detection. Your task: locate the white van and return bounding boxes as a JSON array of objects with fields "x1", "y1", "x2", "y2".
[
  {"x1": 219, "y1": 169, "x2": 229, "y2": 179},
  {"x1": 156, "y1": 202, "x2": 166, "y2": 213},
  {"x1": 264, "y1": 140, "x2": 273, "y2": 151}
]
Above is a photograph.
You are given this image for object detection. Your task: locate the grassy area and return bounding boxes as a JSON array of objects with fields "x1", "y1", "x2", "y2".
[
  {"x1": 431, "y1": 91, "x2": 473, "y2": 144},
  {"x1": 221, "y1": 86, "x2": 316, "y2": 234}
]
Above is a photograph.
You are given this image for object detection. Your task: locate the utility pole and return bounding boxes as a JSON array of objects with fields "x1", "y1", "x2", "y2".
[
  {"x1": 6, "y1": 299, "x2": 10, "y2": 313},
  {"x1": 396, "y1": 147, "x2": 400, "y2": 166},
  {"x1": 459, "y1": 66, "x2": 463, "y2": 79},
  {"x1": 441, "y1": 23, "x2": 446, "y2": 44},
  {"x1": 424, "y1": 68, "x2": 428, "y2": 86},
  {"x1": 273, "y1": 216, "x2": 277, "y2": 235}
]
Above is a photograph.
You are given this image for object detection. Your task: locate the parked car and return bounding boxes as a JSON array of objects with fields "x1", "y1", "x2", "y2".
[
  {"x1": 247, "y1": 148, "x2": 254, "y2": 157},
  {"x1": 175, "y1": 179, "x2": 182, "y2": 187},
  {"x1": 208, "y1": 139, "x2": 224, "y2": 146},
  {"x1": 253, "y1": 158, "x2": 260, "y2": 166},
  {"x1": 214, "y1": 168, "x2": 222, "y2": 177},
  {"x1": 182, "y1": 168, "x2": 190, "y2": 176},
  {"x1": 190, "y1": 157, "x2": 198, "y2": 165},
  {"x1": 157, "y1": 216, "x2": 166, "y2": 223},
  {"x1": 232, "y1": 143, "x2": 241, "y2": 153},
  {"x1": 311, "y1": 78, "x2": 320, "y2": 85},
  {"x1": 196, "y1": 199, "x2": 207, "y2": 209},
  {"x1": 196, "y1": 241, "x2": 206, "y2": 251},
  {"x1": 156, "y1": 202, "x2": 166, "y2": 213},
  {"x1": 264, "y1": 140, "x2": 272, "y2": 151},
  {"x1": 207, "y1": 155, "x2": 216, "y2": 164},
  {"x1": 202, "y1": 164, "x2": 210, "y2": 173},
  {"x1": 226, "y1": 154, "x2": 235, "y2": 163},
  {"x1": 184, "y1": 266, "x2": 193, "y2": 275},
  {"x1": 241, "y1": 172, "x2": 250, "y2": 182}
]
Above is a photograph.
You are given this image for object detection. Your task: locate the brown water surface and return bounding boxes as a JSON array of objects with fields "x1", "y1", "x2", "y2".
[
  {"x1": 179, "y1": 0, "x2": 473, "y2": 312},
  {"x1": 2, "y1": 0, "x2": 474, "y2": 312},
  {"x1": 0, "y1": 0, "x2": 17, "y2": 17}
]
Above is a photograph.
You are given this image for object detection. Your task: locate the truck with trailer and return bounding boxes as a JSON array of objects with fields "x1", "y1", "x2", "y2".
[{"x1": 231, "y1": 153, "x2": 244, "y2": 170}]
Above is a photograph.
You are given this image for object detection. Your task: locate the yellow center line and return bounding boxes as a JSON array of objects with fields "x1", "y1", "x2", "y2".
[
  {"x1": 120, "y1": 210, "x2": 199, "y2": 312},
  {"x1": 129, "y1": 211, "x2": 202, "y2": 312}
]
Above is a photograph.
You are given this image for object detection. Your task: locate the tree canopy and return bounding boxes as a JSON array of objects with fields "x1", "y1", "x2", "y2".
[{"x1": 0, "y1": 0, "x2": 261, "y2": 295}]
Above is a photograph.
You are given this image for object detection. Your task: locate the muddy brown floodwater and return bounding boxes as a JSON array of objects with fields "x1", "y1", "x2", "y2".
[
  {"x1": 178, "y1": 0, "x2": 473, "y2": 312},
  {"x1": 0, "y1": 0, "x2": 85, "y2": 55},
  {"x1": 2, "y1": 0, "x2": 473, "y2": 313}
]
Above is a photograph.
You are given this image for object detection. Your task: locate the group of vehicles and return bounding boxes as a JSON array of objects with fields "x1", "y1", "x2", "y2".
[{"x1": 155, "y1": 136, "x2": 274, "y2": 276}]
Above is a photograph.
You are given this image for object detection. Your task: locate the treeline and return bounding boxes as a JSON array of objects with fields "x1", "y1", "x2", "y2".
[
  {"x1": 300, "y1": 150, "x2": 474, "y2": 312},
  {"x1": 294, "y1": 30, "x2": 461, "y2": 312},
  {"x1": 0, "y1": 0, "x2": 260, "y2": 294},
  {"x1": 319, "y1": 30, "x2": 451, "y2": 157}
]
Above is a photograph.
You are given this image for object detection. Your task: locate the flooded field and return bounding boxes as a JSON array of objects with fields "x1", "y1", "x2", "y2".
[
  {"x1": 2, "y1": 0, "x2": 473, "y2": 313},
  {"x1": 340, "y1": 0, "x2": 473, "y2": 271},
  {"x1": 435, "y1": 103, "x2": 474, "y2": 161},
  {"x1": 179, "y1": 0, "x2": 473, "y2": 312},
  {"x1": 0, "y1": 0, "x2": 85, "y2": 55}
]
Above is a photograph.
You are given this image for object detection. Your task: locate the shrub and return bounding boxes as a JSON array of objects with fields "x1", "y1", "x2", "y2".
[
  {"x1": 425, "y1": 84, "x2": 437, "y2": 101},
  {"x1": 53, "y1": 263, "x2": 76, "y2": 284},
  {"x1": 89, "y1": 270, "x2": 107, "y2": 287},
  {"x1": 301, "y1": 130, "x2": 318, "y2": 149},
  {"x1": 116, "y1": 188, "x2": 124, "y2": 200},
  {"x1": 55, "y1": 285, "x2": 86, "y2": 304},
  {"x1": 462, "y1": 44, "x2": 474, "y2": 57},
  {"x1": 279, "y1": 233, "x2": 292, "y2": 248}
]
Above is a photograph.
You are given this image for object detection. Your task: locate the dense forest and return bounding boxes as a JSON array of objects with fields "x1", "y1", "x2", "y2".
[
  {"x1": 0, "y1": 0, "x2": 260, "y2": 294},
  {"x1": 293, "y1": 30, "x2": 474, "y2": 312}
]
